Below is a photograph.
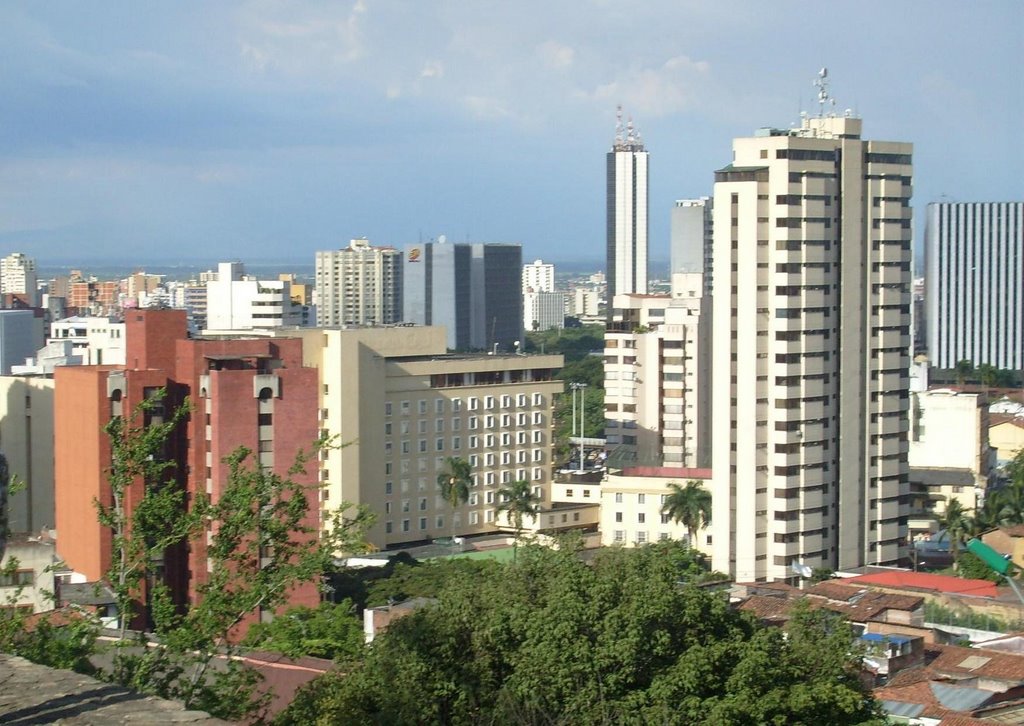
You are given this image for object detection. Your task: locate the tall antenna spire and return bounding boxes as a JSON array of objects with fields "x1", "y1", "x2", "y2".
[
  {"x1": 813, "y1": 67, "x2": 837, "y2": 118},
  {"x1": 612, "y1": 105, "x2": 645, "y2": 152}
]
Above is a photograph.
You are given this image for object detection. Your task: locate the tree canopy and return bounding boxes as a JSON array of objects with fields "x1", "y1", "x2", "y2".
[{"x1": 280, "y1": 542, "x2": 879, "y2": 725}]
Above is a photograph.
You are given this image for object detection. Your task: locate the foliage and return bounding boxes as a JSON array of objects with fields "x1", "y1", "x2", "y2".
[
  {"x1": 938, "y1": 498, "x2": 970, "y2": 564},
  {"x1": 98, "y1": 394, "x2": 373, "y2": 720},
  {"x1": 279, "y1": 544, "x2": 880, "y2": 725},
  {"x1": 437, "y1": 457, "x2": 472, "y2": 513},
  {"x1": 923, "y1": 600, "x2": 1021, "y2": 633},
  {"x1": 244, "y1": 600, "x2": 364, "y2": 661},
  {"x1": 661, "y1": 480, "x2": 713, "y2": 546},
  {"x1": 495, "y1": 479, "x2": 540, "y2": 558},
  {"x1": 361, "y1": 558, "x2": 499, "y2": 609},
  {"x1": 97, "y1": 390, "x2": 199, "y2": 640},
  {"x1": 1006, "y1": 448, "x2": 1024, "y2": 490},
  {"x1": 955, "y1": 551, "x2": 1003, "y2": 582},
  {"x1": 556, "y1": 355, "x2": 604, "y2": 388},
  {"x1": 810, "y1": 567, "x2": 836, "y2": 583},
  {"x1": 954, "y1": 359, "x2": 974, "y2": 386},
  {"x1": 523, "y1": 325, "x2": 605, "y2": 362},
  {"x1": 552, "y1": 385, "x2": 605, "y2": 454}
]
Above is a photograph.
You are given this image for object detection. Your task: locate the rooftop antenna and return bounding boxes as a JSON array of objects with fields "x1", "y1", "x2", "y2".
[
  {"x1": 614, "y1": 105, "x2": 624, "y2": 147},
  {"x1": 813, "y1": 67, "x2": 836, "y2": 118}
]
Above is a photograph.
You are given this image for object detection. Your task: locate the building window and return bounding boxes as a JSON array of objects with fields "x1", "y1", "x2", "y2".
[
  {"x1": 638, "y1": 513, "x2": 646, "y2": 524},
  {"x1": 385, "y1": 521, "x2": 393, "y2": 534},
  {"x1": 419, "y1": 517, "x2": 427, "y2": 530},
  {"x1": 419, "y1": 498, "x2": 427, "y2": 511},
  {"x1": 614, "y1": 493, "x2": 623, "y2": 503},
  {"x1": 614, "y1": 530, "x2": 625, "y2": 543},
  {"x1": 402, "y1": 519, "x2": 410, "y2": 532},
  {"x1": 418, "y1": 400, "x2": 427, "y2": 414},
  {"x1": 638, "y1": 493, "x2": 646, "y2": 504},
  {"x1": 385, "y1": 402, "x2": 393, "y2": 416},
  {"x1": 615, "y1": 512, "x2": 623, "y2": 523},
  {"x1": 401, "y1": 400, "x2": 410, "y2": 414}
]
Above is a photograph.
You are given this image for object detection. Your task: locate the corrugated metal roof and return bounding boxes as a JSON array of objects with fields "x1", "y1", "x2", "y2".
[
  {"x1": 931, "y1": 683, "x2": 994, "y2": 712},
  {"x1": 881, "y1": 700, "x2": 925, "y2": 717}
]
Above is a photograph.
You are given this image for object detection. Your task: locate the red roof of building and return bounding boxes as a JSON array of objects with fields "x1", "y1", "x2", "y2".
[
  {"x1": 845, "y1": 571, "x2": 999, "y2": 598},
  {"x1": 619, "y1": 466, "x2": 712, "y2": 480}
]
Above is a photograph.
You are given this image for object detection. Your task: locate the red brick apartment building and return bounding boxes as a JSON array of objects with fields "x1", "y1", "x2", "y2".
[{"x1": 54, "y1": 309, "x2": 320, "y2": 624}]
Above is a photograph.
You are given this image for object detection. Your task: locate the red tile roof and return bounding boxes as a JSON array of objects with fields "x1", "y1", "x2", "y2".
[
  {"x1": 846, "y1": 571, "x2": 999, "y2": 598},
  {"x1": 926, "y1": 643, "x2": 1024, "y2": 682}
]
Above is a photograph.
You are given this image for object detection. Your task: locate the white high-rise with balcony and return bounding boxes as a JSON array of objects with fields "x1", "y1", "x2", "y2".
[
  {"x1": 606, "y1": 108, "x2": 648, "y2": 308},
  {"x1": 711, "y1": 102, "x2": 913, "y2": 582},
  {"x1": 315, "y1": 238, "x2": 402, "y2": 327},
  {"x1": 0, "y1": 252, "x2": 39, "y2": 306}
]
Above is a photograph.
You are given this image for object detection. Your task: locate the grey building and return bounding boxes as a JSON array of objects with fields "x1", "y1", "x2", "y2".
[
  {"x1": 403, "y1": 239, "x2": 523, "y2": 352},
  {"x1": 925, "y1": 202, "x2": 1024, "y2": 370},
  {"x1": 670, "y1": 197, "x2": 713, "y2": 294},
  {"x1": 0, "y1": 310, "x2": 44, "y2": 375}
]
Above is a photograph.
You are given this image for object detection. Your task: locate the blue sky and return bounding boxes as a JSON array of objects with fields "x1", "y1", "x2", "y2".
[{"x1": 0, "y1": 1, "x2": 1020, "y2": 266}]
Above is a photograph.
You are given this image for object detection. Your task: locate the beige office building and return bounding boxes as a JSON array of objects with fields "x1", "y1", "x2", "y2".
[
  {"x1": 298, "y1": 327, "x2": 563, "y2": 549},
  {"x1": 711, "y1": 112, "x2": 912, "y2": 581},
  {"x1": 315, "y1": 239, "x2": 402, "y2": 327},
  {"x1": 605, "y1": 272, "x2": 710, "y2": 470},
  {"x1": 0, "y1": 376, "x2": 55, "y2": 533}
]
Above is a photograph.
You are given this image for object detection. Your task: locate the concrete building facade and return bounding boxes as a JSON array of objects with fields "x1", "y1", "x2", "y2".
[
  {"x1": 0, "y1": 376, "x2": 55, "y2": 533},
  {"x1": 314, "y1": 238, "x2": 402, "y2": 327},
  {"x1": 606, "y1": 109, "x2": 648, "y2": 306},
  {"x1": 297, "y1": 327, "x2": 563, "y2": 550},
  {"x1": 925, "y1": 202, "x2": 1024, "y2": 370},
  {"x1": 670, "y1": 198, "x2": 714, "y2": 294},
  {"x1": 604, "y1": 272, "x2": 711, "y2": 471},
  {"x1": 710, "y1": 113, "x2": 913, "y2": 582},
  {"x1": 48, "y1": 316, "x2": 126, "y2": 366}
]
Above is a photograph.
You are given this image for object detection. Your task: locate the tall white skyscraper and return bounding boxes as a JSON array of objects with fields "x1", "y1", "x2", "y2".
[
  {"x1": 315, "y1": 238, "x2": 402, "y2": 327},
  {"x1": 710, "y1": 95, "x2": 913, "y2": 582},
  {"x1": 925, "y1": 202, "x2": 1024, "y2": 370},
  {"x1": 0, "y1": 252, "x2": 39, "y2": 307},
  {"x1": 606, "y1": 107, "x2": 648, "y2": 308}
]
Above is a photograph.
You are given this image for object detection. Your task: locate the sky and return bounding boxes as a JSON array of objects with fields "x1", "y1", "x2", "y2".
[{"x1": 0, "y1": 1, "x2": 1021, "y2": 267}]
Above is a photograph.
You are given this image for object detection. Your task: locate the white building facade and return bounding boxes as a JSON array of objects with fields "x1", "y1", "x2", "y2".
[
  {"x1": 0, "y1": 253, "x2": 39, "y2": 307},
  {"x1": 205, "y1": 262, "x2": 304, "y2": 332},
  {"x1": 711, "y1": 112, "x2": 913, "y2": 582},
  {"x1": 315, "y1": 238, "x2": 402, "y2": 327}
]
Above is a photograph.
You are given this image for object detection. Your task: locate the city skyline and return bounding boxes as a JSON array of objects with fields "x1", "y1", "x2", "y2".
[{"x1": 1, "y1": 2, "x2": 1021, "y2": 264}]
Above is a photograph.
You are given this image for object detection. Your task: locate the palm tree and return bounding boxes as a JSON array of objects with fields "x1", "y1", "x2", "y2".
[
  {"x1": 938, "y1": 498, "x2": 970, "y2": 565},
  {"x1": 661, "y1": 480, "x2": 712, "y2": 548},
  {"x1": 437, "y1": 456, "x2": 472, "y2": 547},
  {"x1": 954, "y1": 359, "x2": 974, "y2": 387},
  {"x1": 496, "y1": 479, "x2": 541, "y2": 561}
]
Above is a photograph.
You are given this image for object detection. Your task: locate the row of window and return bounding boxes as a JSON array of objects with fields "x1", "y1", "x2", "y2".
[
  {"x1": 384, "y1": 393, "x2": 546, "y2": 417},
  {"x1": 384, "y1": 432, "x2": 546, "y2": 456}
]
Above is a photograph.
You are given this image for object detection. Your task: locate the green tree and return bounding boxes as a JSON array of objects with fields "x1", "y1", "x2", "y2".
[
  {"x1": 99, "y1": 396, "x2": 373, "y2": 720},
  {"x1": 977, "y1": 363, "x2": 998, "y2": 391},
  {"x1": 954, "y1": 359, "x2": 974, "y2": 386},
  {"x1": 437, "y1": 456, "x2": 472, "y2": 544},
  {"x1": 244, "y1": 600, "x2": 364, "y2": 661},
  {"x1": 660, "y1": 480, "x2": 713, "y2": 547},
  {"x1": 496, "y1": 479, "x2": 540, "y2": 560},
  {"x1": 280, "y1": 544, "x2": 879, "y2": 725},
  {"x1": 938, "y1": 498, "x2": 971, "y2": 565}
]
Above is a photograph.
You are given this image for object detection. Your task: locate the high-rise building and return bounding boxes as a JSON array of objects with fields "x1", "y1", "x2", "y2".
[
  {"x1": 925, "y1": 202, "x2": 1024, "y2": 370},
  {"x1": 0, "y1": 253, "x2": 39, "y2": 307},
  {"x1": 403, "y1": 239, "x2": 523, "y2": 352},
  {"x1": 315, "y1": 238, "x2": 402, "y2": 327},
  {"x1": 670, "y1": 198, "x2": 714, "y2": 295},
  {"x1": 0, "y1": 310, "x2": 45, "y2": 375},
  {"x1": 54, "y1": 310, "x2": 321, "y2": 622},
  {"x1": 0, "y1": 376, "x2": 55, "y2": 533},
  {"x1": 522, "y1": 259, "x2": 555, "y2": 293},
  {"x1": 523, "y1": 291, "x2": 565, "y2": 332},
  {"x1": 205, "y1": 261, "x2": 304, "y2": 331},
  {"x1": 710, "y1": 106, "x2": 913, "y2": 582},
  {"x1": 606, "y1": 107, "x2": 648, "y2": 307},
  {"x1": 604, "y1": 272, "x2": 711, "y2": 470}
]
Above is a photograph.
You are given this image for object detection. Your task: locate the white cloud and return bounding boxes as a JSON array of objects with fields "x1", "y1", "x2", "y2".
[
  {"x1": 577, "y1": 55, "x2": 711, "y2": 117},
  {"x1": 537, "y1": 41, "x2": 574, "y2": 70},
  {"x1": 461, "y1": 95, "x2": 511, "y2": 121},
  {"x1": 420, "y1": 60, "x2": 444, "y2": 79}
]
